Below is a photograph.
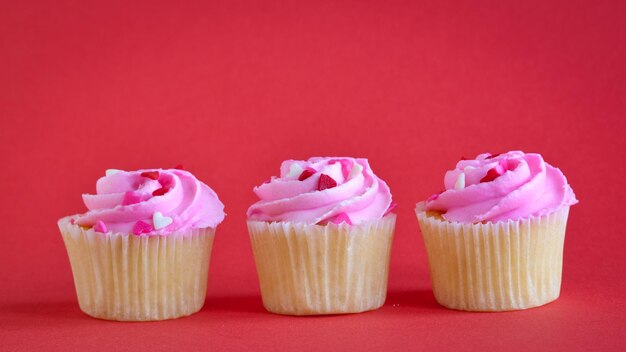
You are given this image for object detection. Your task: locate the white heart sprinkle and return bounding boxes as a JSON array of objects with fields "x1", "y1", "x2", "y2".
[
  {"x1": 464, "y1": 166, "x2": 476, "y2": 172},
  {"x1": 153, "y1": 212, "x2": 173, "y2": 230},
  {"x1": 286, "y1": 163, "x2": 304, "y2": 178},
  {"x1": 106, "y1": 169, "x2": 123, "y2": 176},
  {"x1": 454, "y1": 173, "x2": 466, "y2": 190},
  {"x1": 349, "y1": 164, "x2": 363, "y2": 179}
]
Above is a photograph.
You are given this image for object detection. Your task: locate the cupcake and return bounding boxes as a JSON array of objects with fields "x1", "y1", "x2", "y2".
[
  {"x1": 416, "y1": 151, "x2": 578, "y2": 311},
  {"x1": 58, "y1": 168, "x2": 225, "y2": 321},
  {"x1": 247, "y1": 157, "x2": 396, "y2": 315}
]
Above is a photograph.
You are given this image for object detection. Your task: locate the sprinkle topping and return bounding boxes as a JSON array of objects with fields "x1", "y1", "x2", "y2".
[
  {"x1": 106, "y1": 169, "x2": 122, "y2": 176},
  {"x1": 140, "y1": 171, "x2": 159, "y2": 180},
  {"x1": 93, "y1": 221, "x2": 107, "y2": 233},
  {"x1": 480, "y1": 167, "x2": 502, "y2": 183},
  {"x1": 298, "y1": 168, "x2": 316, "y2": 181},
  {"x1": 454, "y1": 173, "x2": 466, "y2": 190},
  {"x1": 330, "y1": 213, "x2": 353, "y2": 225},
  {"x1": 384, "y1": 202, "x2": 397, "y2": 216},
  {"x1": 248, "y1": 157, "x2": 393, "y2": 225},
  {"x1": 132, "y1": 221, "x2": 153, "y2": 235},
  {"x1": 153, "y1": 212, "x2": 173, "y2": 230},
  {"x1": 152, "y1": 187, "x2": 169, "y2": 196},
  {"x1": 122, "y1": 191, "x2": 142, "y2": 205},
  {"x1": 286, "y1": 163, "x2": 304, "y2": 178},
  {"x1": 74, "y1": 168, "x2": 225, "y2": 236},
  {"x1": 425, "y1": 151, "x2": 578, "y2": 223},
  {"x1": 348, "y1": 164, "x2": 363, "y2": 179},
  {"x1": 317, "y1": 174, "x2": 338, "y2": 191}
]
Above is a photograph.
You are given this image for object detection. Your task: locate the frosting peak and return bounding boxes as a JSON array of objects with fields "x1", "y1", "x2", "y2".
[
  {"x1": 425, "y1": 151, "x2": 578, "y2": 222},
  {"x1": 247, "y1": 157, "x2": 393, "y2": 225},
  {"x1": 75, "y1": 169, "x2": 225, "y2": 235}
]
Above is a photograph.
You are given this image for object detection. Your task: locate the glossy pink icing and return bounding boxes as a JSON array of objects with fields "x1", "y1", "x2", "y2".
[
  {"x1": 75, "y1": 169, "x2": 225, "y2": 234},
  {"x1": 247, "y1": 157, "x2": 393, "y2": 225},
  {"x1": 425, "y1": 151, "x2": 578, "y2": 222}
]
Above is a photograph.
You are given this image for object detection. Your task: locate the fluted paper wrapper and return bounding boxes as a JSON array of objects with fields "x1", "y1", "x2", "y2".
[
  {"x1": 416, "y1": 204, "x2": 570, "y2": 311},
  {"x1": 247, "y1": 214, "x2": 396, "y2": 316},
  {"x1": 58, "y1": 217, "x2": 215, "y2": 321}
]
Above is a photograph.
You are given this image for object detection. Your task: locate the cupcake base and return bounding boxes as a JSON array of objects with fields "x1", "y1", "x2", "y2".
[
  {"x1": 247, "y1": 214, "x2": 396, "y2": 316},
  {"x1": 58, "y1": 217, "x2": 215, "y2": 321},
  {"x1": 416, "y1": 205, "x2": 570, "y2": 312}
]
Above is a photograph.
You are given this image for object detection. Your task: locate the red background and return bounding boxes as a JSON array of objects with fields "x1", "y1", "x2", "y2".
[{"x1": 1, "y1": 0, "x2": 625, "y2": 351}]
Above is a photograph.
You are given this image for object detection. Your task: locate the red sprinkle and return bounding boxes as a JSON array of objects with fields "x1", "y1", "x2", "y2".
[
  {"x1": 152, "y1": 187, "x2": 169, "y2": 196},
  {"x1": 317, "y1": 174, "x2": 338, "y2": 191},
  {"x1": 174, "y1": 164, "x2": 184, "y2": 170},
  {"x1": 480, "y1": 167, "x2": 502, "y2": 183},
  {"x1": 298, "y1": 168, "x2": 316, "y2": 181},
  {"x1": 133, "y1": 221, "x2": 153, "y2": 235},
  {"x1": 122, "y1": 191, "x2": 142, "y2": 205},
  {"x1": 460, "y1": 156, "x2": 469, "y2": 160},
  {"x1": 140, "y1": 171, "x2": 159, "y2": 180},
  {"x1": 486, "y1": 153, "x2": 501, "y2": 159}
]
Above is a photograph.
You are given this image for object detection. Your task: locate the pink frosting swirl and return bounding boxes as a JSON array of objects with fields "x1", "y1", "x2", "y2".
[
  {"x1": 74, "y1": 169, "x2": 225, "y2": 235},
  {"x1": 247, "y1": 157, "x2": 393, "y2": 225},
  {"x1": 425, "y1": 151, "x2": 578, "y2": 222}
]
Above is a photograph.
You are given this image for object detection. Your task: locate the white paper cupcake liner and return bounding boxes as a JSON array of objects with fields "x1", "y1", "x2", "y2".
[
  {"x1": 247, "y1": 214, "x2": 396, "y2": 316},
  {"x1": 416, "y1": 204, "x2": 570, "y2": 311},
  {"x1": 58, "y1": 217, "x2": 215, "y2": 321}
]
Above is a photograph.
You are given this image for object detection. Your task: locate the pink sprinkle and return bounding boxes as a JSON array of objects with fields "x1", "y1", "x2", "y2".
[
  {"x1": 69, "y1": 218, "x2": 75, "y2": 224},
  {"x1": 93, "y1": 221, "x2": 107, "y2": 233},
  {"x1": 122, "y1": 191, "x2": 142, "y2": 205},
  {"x1": 158, "y1": 175, "x2": 174, "y2": 189},
  {"x1": 428, "y1": 191, "x2": 444, "y2": 201},
  {"x1": 384, "y1": 202, "x2": 398, "y2": 216},
  {"x1": 132, "y1": 221, "x2": 153, "y2": 235},
  {"x1": 498, "y1": 159, "x2": 509, "y2": 172},
  {"x1": 331, "y1": 213, "x2": 353, "y2": 225},
  {"x1": 328, "y1": 159, "x2": 351, "y2": 178}
]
